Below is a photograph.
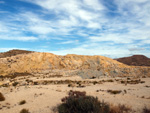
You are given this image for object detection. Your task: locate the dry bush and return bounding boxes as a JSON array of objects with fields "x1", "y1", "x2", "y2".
[
  {"x1": 19, "y1": 100, "x2": 26, "y2": 105},
  {"x1": 142, "y1": 106, "x2": 150, "y2": 113},
  {"x1": 56, "y1": 90, "x2": 110, "y2": 113},
  {"x1": 33, "y1": 82, "x2": 38, "y2": 85},
  {"x1": 110, "y1": 104, "x2": 132, "y2": 113},
  {"x1": 0, "y1": 92, "x2": 5, "y2": 101},
  {"x1": 107, "y1": 90, "x2": 122, "y2": 94},
  {"x1": 106, "y1": 79, "x2": 114, "y2": 82},
  {"x1": 12, "y1": 82, "x2": 19, "y2": 86},
  {"x1": 54, "y1": 90, "x2": 135, "y2": 113},
  {"x1": 20, "y1": 108, "x2": 30, "y2": 113}
]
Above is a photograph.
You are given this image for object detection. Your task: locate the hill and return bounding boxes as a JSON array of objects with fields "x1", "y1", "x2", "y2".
[
  {"x1": 0, "y1": 51, "x2": 150, "y2": 78},
  {"x1": 0, "y1": 51, "x2": 150, "y2": 113},
  {"x1": 0, "y1": 49, "x2": 33, "y2": 58},
  {"x1": 115, "y1": 55, "x2": 150, "y2": 66}
]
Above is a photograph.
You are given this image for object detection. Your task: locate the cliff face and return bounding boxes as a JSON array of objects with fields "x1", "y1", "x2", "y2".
[
  {"x1": 0, "y1": 52, "x2": 150, "y2": 78},
  {"x1": 116, "y1": 55, "x2": 150, "y2": 66}
]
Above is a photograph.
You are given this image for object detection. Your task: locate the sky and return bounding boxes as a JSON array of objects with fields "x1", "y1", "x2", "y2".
[{"x1": 0, "y1": 0, "x2": 150, "y2": 58}]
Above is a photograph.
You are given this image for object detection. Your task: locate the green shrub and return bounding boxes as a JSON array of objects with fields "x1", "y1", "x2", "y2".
[
  {"x1": 0, "y1": 92, "x2": 5, "y2": 101},
  {"x1": 57, "y1": 90, "x2": 110, "y2": 113},
  {"x1": 20, "y1": 109, "x2": 30, "y2": 113}
]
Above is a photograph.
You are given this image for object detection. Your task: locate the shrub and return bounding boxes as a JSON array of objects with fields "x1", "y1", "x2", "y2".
[
  {"x1": 140, "y1": 81, "x2": 145, "y2": 84},
  {"x1": 55, "y1": 90, "x2": 134, "y2": 113},
  {"x1": 107, "y1": 90, "x2": 122, "y2": 94},
  {"x1": 20, "y1": 109, "x2": 30, "y2": 113},
  {"x1": 106, "y1": 79, "x2": 114, "y2": 82},
  {"x1": 121, "y1": 81, "x2": 126, "y2": 84},
  {"x1": 90, "y1": 76, "x2": 96, "y2": 79},
  {"x1": 0, "y1": 92, "x2": 5, "y2": 101},
  {"x1": 12, "y1": 82, "x2": 19, "y2": 86},
  {"x1": 110, "y1": 104, "x2": 132, "y2": 113},
  {"x1": 57, "y1": 90, "x2": 110, "y2": 113},
  {"x1": 33, "y1": 82, "x2": 38, "y2": 85},
  {"x1": 93, "y1": 81, "x2": 98, "y2": 85},
  {"x1": 142, "y1": 106, "x2": 150, "y2": 113},
  {"x1": 19, "y1": 100, "x2": 26, "y2": 105}
]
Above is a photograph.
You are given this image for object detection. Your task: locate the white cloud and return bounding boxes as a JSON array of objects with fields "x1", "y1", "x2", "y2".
[
  {"x1": 58, "y1": 16, "x2": 79, "y2": 27},
  {"x1": 141, "y1": 39, "x2": 150, "y2": 44},
  {"x1": 0, "y1": 0, "x2": 150, "y2": 57},
  {"x1": 0, "y1": 35, "x2": 38, "y2": 41},
  {"x1": 0, "y1": 1, "x2": 5, "y2": 4},
  {"x1": 18, "y1": 36, "x2": 38, "y2": 41},
  {"x1": 20, "y1": 0, "x2": 105, "y2": 28},
  {"x1": 87, "y1": 22, "x2": 101, "y2": 29},
  {"x1": 49, "y1": 42, "x2": 150, "y2": 58},
  {"x1": 59, "y1": 40, "x2": 79, "y2": 44},
  {"x1": 0, "y1": 22, "x2": 9, "y2": 32},
  {"x1": 83, "y1": 0, "x2": 105, "y2": 11},
  {"x1": 49, "y1": 45, "x2": 131, "y2": 58},
  {"x1": 29, "y1": 25, "x2": 55, "y2": 34},
  {"x1": 89, "y1": 34, "x2": 132, "y2": 44}
]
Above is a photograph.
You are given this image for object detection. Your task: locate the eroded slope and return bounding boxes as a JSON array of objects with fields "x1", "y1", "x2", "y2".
[{"x1": 0, "y1": 52, "x2": 150, "y2": 78}]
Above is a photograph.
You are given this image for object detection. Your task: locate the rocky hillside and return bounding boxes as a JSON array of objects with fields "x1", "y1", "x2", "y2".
[
  {"x1": 116, "y1": 55, "x2": 150, "y2": 66},
  {"x1": 0, "y1": 51, "x2": 150, "y2": 78},
  {"x1": 0, "y1": 49, "x2": 33, "y2": 58}
]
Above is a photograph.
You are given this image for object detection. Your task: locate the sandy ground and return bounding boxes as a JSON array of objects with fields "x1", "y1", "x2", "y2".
[{"x1": 0, "y1": 75, "x2": 150, "y2": 113}]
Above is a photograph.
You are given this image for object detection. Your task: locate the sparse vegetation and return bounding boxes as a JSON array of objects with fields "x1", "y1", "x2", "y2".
[
  {"x1": 55, "y1": 90, "x2": 134, "y2": 113},
  {"x1": 120, "y1": 79, "x2": 145, "y2": 85},
  {"x1": 0, "y1": 92, "x2": 5, "y2": 101},
  {"x1": 142, "y1": 106, "x2": 150, "y2": 113},
  {"x1": 107, "y1": 90, "x2": 122, "y2": 94},
  {"x1": 93, "y1": 81, "x2": 98, "y2": 85},
  {"x1": 90, "y1": 76, "x2": 96, "y2": 79},
  {"x1": 12, "y1": 82, "x2": 19, "y2": 86},
  {"x1": 20, "y1": 108, "x2": 30, "y2": 113},
  {"x1": 110, "y1": 104, "x2": 132, "y2": 113},
  {"x1": 33, "y1": 82, "x2": 38, "y2": 85},
  {"x1": 19, "y1": 100, "x2": 26, "y2": 105},
  {"x1": 106, "y1": 79, "x2": 114, "y2": 82},
  {"x1": 140, "y1": 81, "x2": 145, "y2": 84},
  {"x1": 56, "y1": 90, "x2": 110, "y2": 113}
]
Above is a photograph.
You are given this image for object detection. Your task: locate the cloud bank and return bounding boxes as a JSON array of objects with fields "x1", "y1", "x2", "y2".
[{"x1": 0, "y1": 0, "x2": 150, "y2": 58}]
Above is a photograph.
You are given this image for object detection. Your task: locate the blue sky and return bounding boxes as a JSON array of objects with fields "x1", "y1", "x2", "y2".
[{"x1": 0, "y1": 0, "x2": 150, "y2": 58}]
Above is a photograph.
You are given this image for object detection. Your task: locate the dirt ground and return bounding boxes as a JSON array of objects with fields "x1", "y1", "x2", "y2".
[{"x1": 0, "y1": 75, "x2": 150, "y2": 113}]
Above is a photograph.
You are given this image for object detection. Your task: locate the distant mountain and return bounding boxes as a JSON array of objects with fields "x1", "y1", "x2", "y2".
[
  {"x1": 0, "y1": 49, "x2": 33, "y2": 58},
  {"x1": 0, "y1": 51, "x2": 150, "y2": 78},
  {"x1": 115, "y1": 55, "x2": 150, "y2": 66}
]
